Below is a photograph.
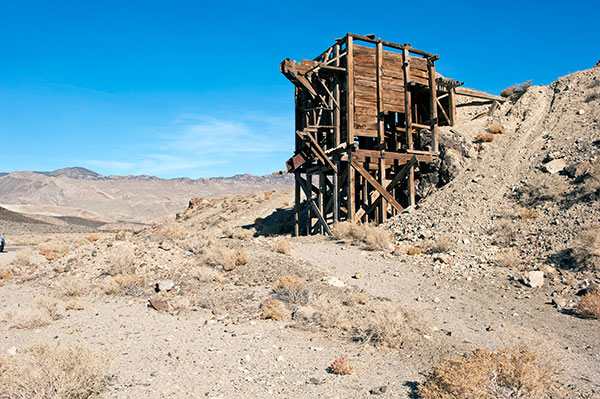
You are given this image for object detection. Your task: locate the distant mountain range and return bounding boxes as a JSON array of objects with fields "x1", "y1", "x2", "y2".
[{"x1": 0, "y1": 167, "x2": 293, "y2": 223}]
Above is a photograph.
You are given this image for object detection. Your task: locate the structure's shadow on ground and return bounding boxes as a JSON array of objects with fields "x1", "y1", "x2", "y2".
[{"x1": 242, "y1": 202, "x2": 307, "y2": 237}]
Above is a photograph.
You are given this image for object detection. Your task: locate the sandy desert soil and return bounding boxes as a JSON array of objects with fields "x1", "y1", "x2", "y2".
[{"x1": 0, "y1": 67, "x2": 599, "y2": 398}]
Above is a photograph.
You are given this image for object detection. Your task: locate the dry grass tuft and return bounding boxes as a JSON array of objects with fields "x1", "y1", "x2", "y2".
[
  {"x1": 423, "y1": 235, "x2": 454, "y2": 254},
  {"x1": 12, "y1": 248, "x2": 34, "y2": 267},
  {"x1": 0, "y1": 268, "x2": 13, "y2": 284},
  {"x1": 55, "y1": 276, "x2": 87, "y2": 298},
  {"x1": 487, "y1": 123, "x2": 504, "y2": 134},
  {"x1": 85, "y1": 233, "x2": 99, "y2": 242},
  {"x1": 167, "y1": 228, "x2": 188, "y2": 240},
  {"x1": 104, "y1": 245, "x2": 136, "y2": 276},
  {"x1": 575, "y1": 291, "x2": 600, "y2": 319},
  {"x1": 6, "y1": 307, "x2": 53, "y2": 330},
  {"x1": 495, "y1": 248, "x2": 520, "y2": 268},
  {"x1": 490, "y1": 219, "x2": 520, "y2": 247},
  {"x1": 500, "y1": 80, "x2": 532, "y2": 97},
  {"x1": 419, "y1": 348, "x2": 558, "y2": 399},
  {"x1": 519, "y1": 208, "x2": 539, "y2": 221},
  {"x1": 103, "y1": 274, "x2": 146, "y2": 296},
  {"x1": 474, "y1": 133, "x2": 495, "y2": 143},
  {"x1": 66, "y1": 301, "x2": 85, "y2": 311},
  {"x1": 205, "y1": 246, "x2": 248, "y2": 271},
  {"x1": 352, "y1": 293, "x2": 369, "y2": 305},
  {"x1": 352, "y1": 304, "x2": 424, "y2": 348},
  {"x1": 272, "y1": 275, "x2": 311, "y2": 305},
  {"x1": 260, "y1": 299, "x2": 290, "y2": 321},
  {"x1": 332, "y1": 222, "x2": 393, "y2": 251},
  {"x1": 407, "y1": 246, "x2": 422, "y2": 255},
  {"x1": 571, "y1": 228, "x2": 600, "y2": 271},
  {"x1": 0, "y1": 342, "x2": 108, "y2": 399},
  {"x1": 273, "y1": 238, "x2": 292, "y2": 255},
  {"x1": 36, "y1": 296, "x2": 62, "y2": 321},
  {"x1": 329, "y1": 355, "x2": 354, "y2": 375},
  {"x1": 39, "y1": 239, "x2": 71, "y2": 260}
]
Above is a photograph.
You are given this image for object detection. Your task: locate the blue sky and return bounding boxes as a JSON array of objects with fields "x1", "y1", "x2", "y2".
[{"x1": 1, "y1": 1, "x2": 598, "y2": 178}]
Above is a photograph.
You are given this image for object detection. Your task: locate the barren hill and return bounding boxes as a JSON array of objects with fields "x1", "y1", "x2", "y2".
[{"x1": 0, "y1": 168, "x2": 293, "y2": 224}]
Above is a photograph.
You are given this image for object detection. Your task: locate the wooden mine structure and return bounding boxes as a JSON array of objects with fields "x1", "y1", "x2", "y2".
[{"x1": 282, "y1": 33, "x2": 472, "y2": 235}]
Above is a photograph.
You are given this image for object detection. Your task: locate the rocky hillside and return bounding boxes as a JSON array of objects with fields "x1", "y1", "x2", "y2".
[{"x1": 0, "y1": 168, "x2": 293, "y2": 224}]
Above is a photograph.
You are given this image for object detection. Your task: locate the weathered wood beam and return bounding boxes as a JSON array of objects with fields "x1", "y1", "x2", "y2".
[
  {"x1": 455, "y1": 87, "x2": 506, "y2": 102},
  {"x1": 295, "y1": 174, "x2": 332, "y2": 235},
  {"x1": 350, "y1": 159, "x2": 404, "y2": 214}
]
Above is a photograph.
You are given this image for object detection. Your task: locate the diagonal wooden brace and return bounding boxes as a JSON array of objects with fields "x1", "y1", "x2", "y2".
[
  {"x1": 303, "y1": 132, "x2": 338, "y2": 173},
  {"x1": 295, "y1": 174, "x2": 332, "y2": 235},
  {"x1": 351, "y1": 159, "x2": 404, "y2": 214}
]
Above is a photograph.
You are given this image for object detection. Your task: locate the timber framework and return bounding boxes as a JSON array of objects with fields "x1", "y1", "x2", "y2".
[{"x1": 281, "y1": 33, "x2": 502, "y2": 235}]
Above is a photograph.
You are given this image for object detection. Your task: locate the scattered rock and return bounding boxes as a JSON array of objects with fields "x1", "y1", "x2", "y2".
[
  {"x1": 324, "y1": 276, "x2": 345, "y2": 287},
  {"x1": 564, "y1": 161, "x2": 592, "y2": 178},
  {"x1": 369, "y1": 386, "x2": 388, "y2": 395},
  {"x1": 292, "y1": 306, "x2": 315, "y2": 321},
  {"x1": 434, "y1": 254, "x2": 452, "y2": 264},
  {"x1": 524, "y1": 270, "x2": 544, "y2": 288},
  {"x1": 308, "y1": 377, "x2": 322, "y2": 385},
  {"x1": 552, "y1": 297, "x2": 567, "y2": 308},
  {"x1": 6, "y1": 346, "x2": 17, "y2": 357},
  {"x1": 156, "y1": 280, "x2": 175, "y2": 292},
  {"x1": 543, "y1": 159, "x2": 567, "y2": 174},
  {"x1": 486, "y1": 326, "x2": 496, "y2": 332},
  {"x1": 487, "y1": 123, "x2": 503, "y2": 134},
  {"x1": 539, "y1": 264, "x2": 559, "y2": 280},
  {"x1": 577, "y1": 109, "x2": 585, "y2": 115},
  {"x1": 115, "y1": 230, "x2": 127, "y2": 241},
  {"x1": 352, "y1": 272, "x2": 363, "y2": 279},
  {"x1": 576, "y1": 282, "x2": 600, "y2": 296},
  {"x1": 158, "y1": 241, "x2": 172, "y2": 251},
  {"x1": 148, "y1": 298, "x2": 169, "y2": 312}
]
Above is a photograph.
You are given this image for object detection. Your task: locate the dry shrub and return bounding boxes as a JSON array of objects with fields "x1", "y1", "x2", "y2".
[
  {"x1": 225, "y1": 226, "x2": 253, "y2": 240},
  {"x1": 39, "y1": 239, "x2": 71, "y2": 260},
  {"x1": 352, "y1": 304, "x2": 424, "y2": 348},
  {"x1": 332, "y1": 222, "x2": 393, "y2": 251},
  {"x1": 103, "y1": 274, "x2": 145, "y2": 296},
  {"x1": 36, "y1": 296, "x2": 61, "y2": 321},
  {"x1": 474, "y1": 133, "x2": 495, "y2": 143},
  {"x1": 517, "y1": 174, "x2": 569, "y2": 206},
  {"x1": 575, "y1": 291, "x2": 600, "y2": 319},
  {"x1": 0, "y1": 342, "x2": 108, "y2": 399},
  {"x1": 424, "y1": 235, "x2": 454, "y2": 254},
  {"x1": 490, "y1": 219, "x2": 520, "y2": 247},
  {"x1": 500, "y1": 80, "x2": 532, "y2": 97},
  {"x1": 329, "y1": 355, "x2": 354, "y2": 375},
  {"x1": 6, "y1": 307, "x2": 52, "y2": 330},
  {"x1": 260, "y1": 299, "x2": 289, "y2": 321},
  {"x1": 419, "y1": 348, "x2": 558, "y2": 399},
  {"x1": 311, "y1": 295, "x2": 349, "y2": 329},
  {"x1": 273, "y1": 238, "x2": 292, "y2": 255},
  {"x1": 167, "y1": 228, "x2": 187, "y2": 240},
  {"x1": 407, "y1": 246, "x2": 422, "y2": 255},
  {"x1": 496, "y1": 248, "x2": 520, "y2": 268},
  {"x1": 272, "y1": 275, "x2": 310, "y2": 305},
  {"x1": 179, "y1": 234, "x2": 211, "y2": 254},
  {"x1": 55, "y1": 276, "x2": 87, "y2": 298},
  {"x1": 0, "y1": 268, "x2": 12, "y2": 284},
  {"x1": 519, "y1": 208, "x2": 539, "y2": 221},
  {"x1": 85, "y1": 234, "x2": 99, "y2": 242},
  {"x1": 571, "y1": 228, "x2": 600, "y2": 270},
  {"x1": 12, "y1": 248, "x2": 34, "y2": 267},
  {"x1": 104, "y1": 245, "x2": 136, "y2": 275},
  {"x1": 487, "y1": 123, "x2": 504, "y2": 134},
  {"x1": 204, "y1": 246, "x2": 247, "y2": 271},
  {"x1": 353, "y1": 293, "x2": 369, "y2": 305},
  {"x1": 193, "y1": 266, "x2": 219, "y2": 283}
]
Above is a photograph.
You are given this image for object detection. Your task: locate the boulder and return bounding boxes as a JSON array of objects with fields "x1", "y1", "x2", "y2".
[
  {"x1": 324, "y1": 276, "x2": 345, "y2": 288},
  {"x1": 543, "y1": 159, "x2": 567, "y2": 174},
  {"x1": 156, "y1": 279, "x2": 175, "y2": 292},
  {"x1": 564, "y1": 161, "x2": 592, "y2": 179},
  {"x1": 524, "y1": 270, "x2": 544, "y2": 288}
]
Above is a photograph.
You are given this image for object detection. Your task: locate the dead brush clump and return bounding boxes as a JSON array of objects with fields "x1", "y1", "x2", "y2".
[
  {"x1": 104, "y1": 245, "x2": 136, "y2": 275},
  {"x1": 519, "y1": 208, "x2": 539, "y2": 221},
  {"x1": 223, "y1": 226, "x2": 254, "y2": 240},
  {"x1": 179, "y1": 234, "x2": 211, "y2": 255},
  {"x1": 352, "y1": 303, "x2": 425, "y2": 348},
  {"x1": 0, "y1": 342, "x2": 108, "y2": 399},
  {"x1": 5, "y1": 307, "x2": 53, "y2": 330},
  {"x1": 486, "y1": 122, "x2": 504, "y2": 134},
  {"x1": 204, "y1": 246, "x2": 248, "y2": 271},
  {"x1": 55, "y1": 276, "x2": 87, "y2": 298},
  {"x1": 329, "y1": 355, "x2": 354, "y2": 375},
  {"x1": 575, "y1": 291, "x2": 600, "y2": 319},
  {"x1": 474, "y1": 133, "x2": 495, "y2": 143},
  {"x1": 570, "y1": 228, "x2": 600, "y2": 271},
  {"x1": 500, "y1": 80, "x2": 532, "y2": 98},
  {"x1": 11, "y1": 248, "x2": 34, "y2": 267},
  {"x1": 103, "y1": 274, "x2": 146, "y2": 296},
  {"x1": 260, "y1": 299, "x2": 290, "y2": 321},
  {"x1": 272, "y1": 275, "x2": 311, "y2": 305},
  {"x1": 517, "y1": 174, "x2": 569, "y2": 206},
  {"x1": 490, "y1": 219, "x2": 520, "y2": 247},
  {"x1": 167, "y1": 228, "x2": 188, "y2": 240},
  {"x1": 85, "y1": 233, "x2": 99, "y2": 242},
  {"x1": 495, "y1": 248, "x2": 521, "y2": 268},
  {"x1": 0, "y1": 267, "x2": 13, "y2": 284},
  {"x1": 423, "y1": 234, "x2": 454, "y2": 254},
  {"x1": 418, "y1": 348, "x2": 558, "y2": 399},
  {"x1": 38, "y1": 239, "x2": 71, "y2": 260},
  {"x1": 36, "y1": 296, "x2": 62, "y2": 321},
  {"x1": 332, "y1": 221, "x2": 393, "y2": 251},
  {"x1": 273, "y1": 237, "x2": 292, "y2": 255}
]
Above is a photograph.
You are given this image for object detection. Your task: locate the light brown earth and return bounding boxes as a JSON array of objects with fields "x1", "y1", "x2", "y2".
[{"x1": 0, "y1": 67, "x2": 599, "y2": 398}]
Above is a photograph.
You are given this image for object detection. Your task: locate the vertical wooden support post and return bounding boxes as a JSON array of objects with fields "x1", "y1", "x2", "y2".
[
  {"x1": 294, "y1": 172, "x2": 300, "y2": 236},
  {"x1": 333, "y1": 44, "x2": 341, "y2": 223},
  {"x1": 427, "y1": 58, "x2": 439, "y2": 153},
  {"x1": 306, "y1": 172, "x2": 312, "y2": 234},
  {"x1": 448, "y1": 88, "x2": 456, "y2": 126},
  {"x1": 403, "y1": 48, "x2": 415, "y2": 207},
  {"x1": 318, "y1": 172, "x2": 325, "y2": 234},
  {"x1": 376, "y1": 41, "x2": 387, "y2": 223},
  {"x1": 346, "y1": 35, "x2": 355, "y2": 222}
]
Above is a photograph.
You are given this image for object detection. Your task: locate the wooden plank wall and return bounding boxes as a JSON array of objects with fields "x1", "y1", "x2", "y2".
[{"x1": 352, "y1": 45, "x2": 430, "y2": 138}]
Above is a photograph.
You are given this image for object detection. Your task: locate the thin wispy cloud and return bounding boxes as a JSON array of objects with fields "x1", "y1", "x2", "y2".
[{"x1": 85, "y1": 111, "x2": 292, "y2": 178}]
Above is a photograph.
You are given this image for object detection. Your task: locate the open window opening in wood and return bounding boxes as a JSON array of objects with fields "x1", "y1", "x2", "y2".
[{"x1": 281, "y1": 33, "x2": 503, "y2": 236}]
